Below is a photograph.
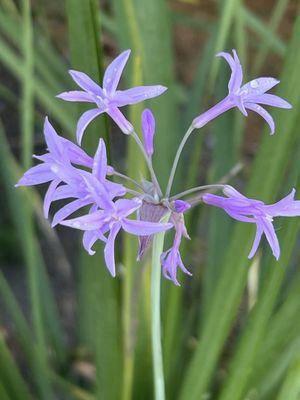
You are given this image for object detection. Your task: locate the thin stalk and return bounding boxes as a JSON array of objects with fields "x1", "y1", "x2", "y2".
[
  {"x1": 113, "y1": 170, "x2": 144, "y2": 190},
  {"x1": 171, "y1": 184, "x2": 226, "y2": 201},
  {"x1": 126, "y1": 188, "x2": 143, "y2": 197},
  {"x1": 131, "y1": 130, "x2": 162, "y2": 196},
  {"x1": 165, "y1": 125, "x2": 194, "y2": 198},
  {"x1": 151, "y1": 213, "x2": 170, "y2": 400},
  {"x1": 172, "y1": 161, "x2": 243, "y2": 201}
]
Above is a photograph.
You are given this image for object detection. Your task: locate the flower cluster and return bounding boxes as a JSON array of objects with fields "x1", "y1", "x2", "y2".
[{"x1": 17, "y1": 49, "x2": 298, "y2": 285}]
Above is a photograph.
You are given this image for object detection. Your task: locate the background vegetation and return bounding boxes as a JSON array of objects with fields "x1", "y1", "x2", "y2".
[{"x1": 0, "y1": 0, "x2": 300, "y2": 399}]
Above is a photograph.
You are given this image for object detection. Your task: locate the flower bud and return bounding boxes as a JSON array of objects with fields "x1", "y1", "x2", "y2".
[
  {"x1": 173, "y1": 200, "x2": 191, "y2": 214},
  {"x1": 141, "y1": 108, "x2": 155, "y2": 156}
]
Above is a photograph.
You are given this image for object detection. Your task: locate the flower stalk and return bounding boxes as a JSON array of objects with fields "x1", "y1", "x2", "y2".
[
  {"x1": 151, "y1": 213, "x2": 170, "y2": 400},
  {"x1": 165, "y1": 125, "x2": 194, "y2": 198}
]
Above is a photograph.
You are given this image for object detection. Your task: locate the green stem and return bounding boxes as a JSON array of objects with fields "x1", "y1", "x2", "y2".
[
  {"x1": 131, "y1": 130, "x2": 162, "y2": 196},
  {"x1": 151, "y1": 214, "x2": 170, "y2": 400},
  {"x1": 113, "y1": 170, "x2": 144, "y2": 190},
  {"x1": 171, "y1": 184, "x2": 226, "y2": 201},
  {"x1": 165, "y1": 125, "x2": 194, "y2": 198}
]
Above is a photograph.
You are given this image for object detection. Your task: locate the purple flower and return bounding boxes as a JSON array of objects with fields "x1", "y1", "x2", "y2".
[
  {"x1": 57, "y1": 50, "x2": 167, "y2": 144},
  {"x1": 141, "y1": 108, "x2": 156, "y2": 156},
  {"x1": 193, "y1": 49, "x2": 292, "y2": 134},
  {"x1": 50, "y1": 138, "x2": 125, "y2": 227},
  {"x1": 16, "y1": 118, "x2": 124, "y2": 225},
  {"x1": 60, "y1": 197, "x2": 173, "y2": 276},
  {"x1": 16, "y1": 118, "x2": 93, "y2": 216},
  {"x1": 160, "y1": 213, "x2": 192, "y2": 286},
  {"x1": 203, "y1": 185, "x2": 300, "y2": 260}
]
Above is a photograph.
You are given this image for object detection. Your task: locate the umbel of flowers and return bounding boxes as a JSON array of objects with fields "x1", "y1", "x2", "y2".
[{"x1": 17, "y1": 49, "x2": 298, "y2": 286}]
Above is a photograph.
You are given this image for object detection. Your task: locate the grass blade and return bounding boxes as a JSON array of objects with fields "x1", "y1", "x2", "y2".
[{"x1": 0, "y1": 333, "x2": 32, "y2": 400}]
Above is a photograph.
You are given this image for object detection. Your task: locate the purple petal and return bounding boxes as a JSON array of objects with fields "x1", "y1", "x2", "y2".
[
  {"x1": 217, "y1": 50, "x2": 243, "y2": 93},
  {"x1": 261, "y1": 218, "x2": 280, "y2": 260},
  {"x1": 76, "y1": 108, "x2": 105, "y2": 145},
  {"x1": 103, "y1": 49, "x2": 131, "y2": 95},
  {"x1": 104, "y1": 223, "x2": 121, "y2": 277},
  {"x1": 104, "y1": 180, "x2": 126, "y2": 198},
  {"x1": 265, "y1": 189, "x2": 300, "y2": 217},
  {"x1": 246, "y1": 93, "x2": 292, "y2": 109},
  {"x1": 248, "y1": 223, "x2": 264, "y2": 259},
  {"x1": 114, "y1": 85, "x2": 167, "y2": 106},
  {"x1": 115, "y1": 198, "x2": 142, "y2": 218},
  {"x1": 235, "y1": 96, "x2": 248, "y2": 116},
  {"x1": 59, "y1": 210, "x2": 107, "y2": 230},
  {"x1": 16, "y1": 164, "x2": 54, "y2": 186},
  {"x1": 121, "y1": 218, "x2": 172, "y2": 236},
  {"x1": 223, "y1": 185, "x2": 248, "y2": 200},
  {"x1": 141, "y1": 108, "x2": 155, "y2": 156},
  {"x1": 44, "y1": 179, "x2": 60, "y2": 218},
  {"x1": 93, "y1": 138, "x2": 107, "y2": 181},
  {"x1": 61, "y1": 138, "x2": 93, "y2": 168},
  {"x1": 33, "y1": 153, "x2": 53, "y2": 163},
  {"x1": 245, "y1": 103, "x2": 275, "y2": 134},
  {"x1": 240, "y1": 77, "x2": 279, "y2": 97},
  {"x1": 107, "y1": 106, "x2": 133, "y2": 134},
  {"x1": 162, "y1": 252, "x2": 180, "y2": 286},
  {"x1": 82, "y1": 205, "x2": 108, "y2": 254},
  {"x1": 56, "y1": 90, "x2": 95, "y2": 103},
  {"x1": 81, "y1": 172, "x2": 114, "y2": 210},
  {"x1": 52, "y1": 198, "x2": 92, "y2": 227},
  {"x1": 44, "y1": 117, "x2": 64, "y2": 158},
  {"x1": 177, "y1": 253, "x2": 192, "y2": 276},
  {"x1": 83, "y1": 227, "x2": 108, "y2": 255},
  {"x1": 83, "y1": 231, "x2": 99, "y2": 255},
  {"x1": 225, "y1": 209, "x2": 256, "y2": 223},
  {"x1": 52, "y1": 184, "x2": 82, "y2": 201},
  {"x1": 68, "y1": 70, "x2": 104, "y2": 97}
]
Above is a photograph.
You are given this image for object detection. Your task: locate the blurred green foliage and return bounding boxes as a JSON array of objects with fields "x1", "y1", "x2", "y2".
[{"x1": 0, "y1": 1, "x2": 300, "y2": 399}]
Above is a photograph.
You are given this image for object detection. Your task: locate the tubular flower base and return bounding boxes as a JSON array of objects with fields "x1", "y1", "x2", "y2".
[{"x1": 16, "y1": 48, "x2": 296, "y2": 285}]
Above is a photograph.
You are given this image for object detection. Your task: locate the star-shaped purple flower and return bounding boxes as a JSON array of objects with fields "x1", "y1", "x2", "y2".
[
  {"x1": 61, "y1": 197, "x2": 173, "y2": 276},
  {"x1": 16, "y1": 118, "x2": 124, "y2": 225},
  {"x1": 16, "y1": 118, "x2": 94, "y2": 216},
  {"x1": 193, "y1": 49, "x2": 292, "y2": 134},
  {"x1": 50, "y1": 138, "x2": 125, "y2": 227},
  {"x1": 57, "y1": 50, "x2": 167, "y2": 144},
  {"x1": 203, "y1": 185, "x2": 300, "y2": 260}
]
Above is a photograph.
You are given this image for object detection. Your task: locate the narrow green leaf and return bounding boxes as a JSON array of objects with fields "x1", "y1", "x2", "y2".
[
  {"x1": 253, "y1": 0, "x2": 290, "y2": 73},
  {"x1": 0, "y1": 36, "x2": 74, "y2": 133},
  {"x1": 0, "y1": 333, "x2": 32, "y2": 400},
  {"x1": 241, "y1": 5, "x2": 286, "y2": 57},
  {"x1": 209, "y1": 0, "x2": 241, "y2": 86},
  {"x1": 277, "y1": 352, "x2": 300, "y2": 400}
]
